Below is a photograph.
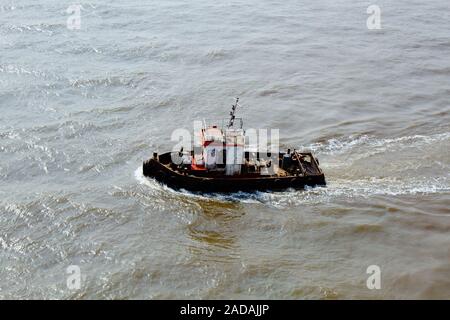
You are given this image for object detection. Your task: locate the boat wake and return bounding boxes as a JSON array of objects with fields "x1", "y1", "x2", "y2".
[
  {"x1": 135, "y1": 132, "x2": 450, "y2": 207},
  {"x1": 305, "y1": 132, "x2": 450, "y2": 155}
]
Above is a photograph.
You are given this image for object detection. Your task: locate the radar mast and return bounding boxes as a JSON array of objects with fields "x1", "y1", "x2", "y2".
[{"x1": 227, "y1": 98, "x2": 240, "y2": 128}]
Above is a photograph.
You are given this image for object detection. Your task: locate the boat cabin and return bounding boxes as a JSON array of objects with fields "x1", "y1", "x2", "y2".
[{"x1": 189, "y1": 118, "x2": 245, "y2": 176}]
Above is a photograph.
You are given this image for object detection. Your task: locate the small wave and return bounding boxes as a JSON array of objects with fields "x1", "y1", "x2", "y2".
[
  {"x1": 259, "y1": 89, "x2": 279, "y2": 97},
  {"x1": 205, "y1": 49, "x2": 228, "y2": 60},
  {"x1": 0, "y1": 64, "x2": 57, "y2": 81},
  {"x1": 410, "y1": 66, "x2": 450, "y2": 77},
  {"x1": 71, "y1": 105, "x2": 137, "y2": 116},
  {"x1": 0, "y1": 121, "x2": 97, "y2": 149},
  {"x1": 0, "y1": 5, "x2": 20, "y2": 12},
  {"x1": 70, "y1": 76, "x2": 137, "y2": 89},
  {"x1": 4, "y1": 22, "x2": 62, "y2": 35},
  {"x1": 305, "y1": 132, "x2": 450, "y2": 156}
]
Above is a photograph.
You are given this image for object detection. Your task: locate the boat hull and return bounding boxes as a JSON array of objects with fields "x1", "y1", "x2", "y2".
[{"x1": 143, "y1": 152, "x2": 326, "y2": 193}]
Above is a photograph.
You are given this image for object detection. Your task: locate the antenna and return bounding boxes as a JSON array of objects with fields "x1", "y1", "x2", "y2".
[{"x1": 227, "y1": 97, "x2": 239, "y2": 128}]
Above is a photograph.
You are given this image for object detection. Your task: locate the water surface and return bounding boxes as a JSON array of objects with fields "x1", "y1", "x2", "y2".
[{"x1": 0, "y1": 0, "x2": 449, "y2": 299}]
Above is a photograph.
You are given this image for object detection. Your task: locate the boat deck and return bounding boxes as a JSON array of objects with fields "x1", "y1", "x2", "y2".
[{"x1": 159, "y1": 151, "x2": 322, "y2": 178}]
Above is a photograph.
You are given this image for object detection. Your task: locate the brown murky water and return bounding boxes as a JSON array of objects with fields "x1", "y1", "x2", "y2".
[{"x1": 1, "y1": 0, "x2": 449, "y2": 299}]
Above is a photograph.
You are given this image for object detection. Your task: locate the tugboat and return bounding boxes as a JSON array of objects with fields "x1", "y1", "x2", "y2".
[{"x1": 143, "y1": 99, "x2": 326, "y2": 192}]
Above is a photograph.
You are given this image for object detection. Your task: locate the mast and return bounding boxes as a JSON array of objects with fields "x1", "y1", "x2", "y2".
[{"x1": 227, "y1": 97, "x2": 239, "y2": 128}]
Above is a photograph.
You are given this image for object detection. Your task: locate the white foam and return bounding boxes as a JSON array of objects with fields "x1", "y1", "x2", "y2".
[
  {"x1": 135, "y1": 165, "x2": 449, "y2": 208},
  {"x1": 306, "y1": 132, "x2": 450, "y2": 156},
  {"x1": 134, "y1": 166, "x2": 249, "y2": 203}
]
